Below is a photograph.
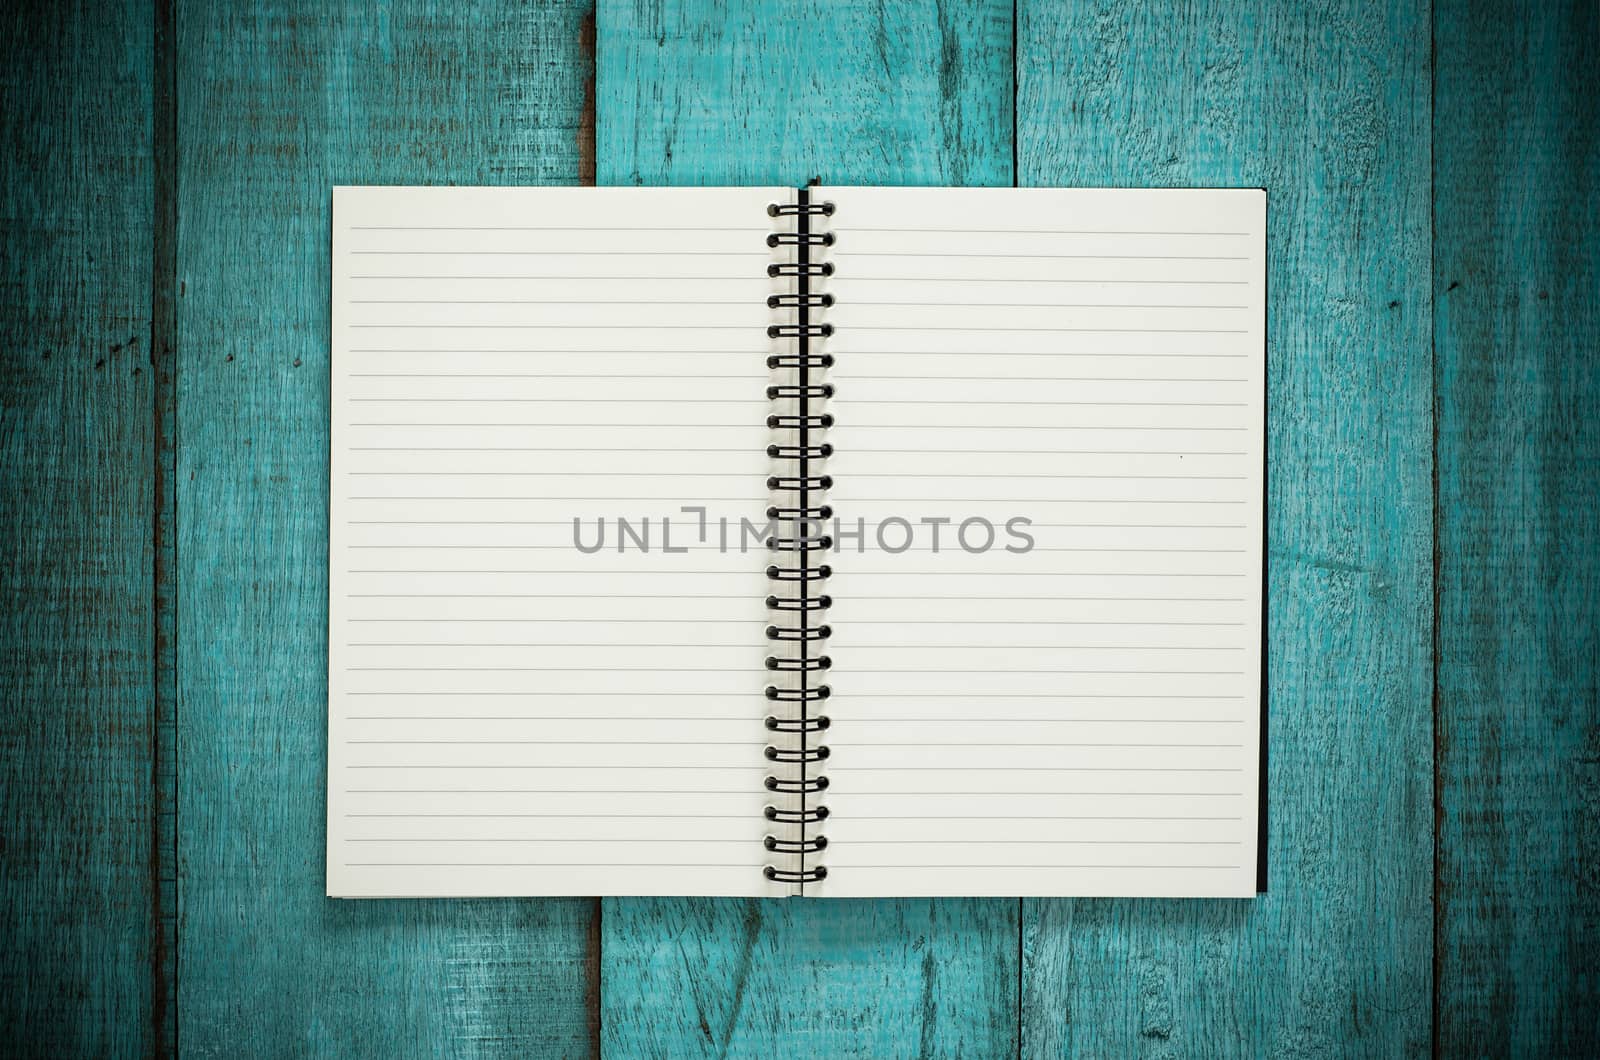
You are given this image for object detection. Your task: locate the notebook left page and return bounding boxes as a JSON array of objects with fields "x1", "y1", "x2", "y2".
[{"x1": 328, "y1": 186, "x2": 786, "y2": 897}]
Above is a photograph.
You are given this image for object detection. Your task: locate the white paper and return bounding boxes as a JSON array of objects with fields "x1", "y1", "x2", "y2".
[
  {"x1": 328, "y1": 186, "x2": 789, "y2": 897},
  {"x1": 326, "y1": 185, "x2": 1266, "y2": 900},
  {"x1": 812, "y1": 187, "x2": 1266, "y2": 897}
]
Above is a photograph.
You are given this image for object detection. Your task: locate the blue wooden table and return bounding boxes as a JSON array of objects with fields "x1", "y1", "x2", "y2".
[{"x1": 3, "y1": 0, "x2": 1595, "y2": 1055}]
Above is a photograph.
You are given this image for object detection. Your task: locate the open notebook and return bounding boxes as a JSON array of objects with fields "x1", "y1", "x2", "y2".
[{"x1": 327, "y1": 185, "x2": 1267, "y2": 898}]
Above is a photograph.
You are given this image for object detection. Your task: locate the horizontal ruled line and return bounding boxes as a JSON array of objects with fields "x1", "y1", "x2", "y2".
[
  {"x1": 346, "y1": 813, "x2": 1241, "y2": 821},
  {"x1": 349, "y1": 324, "x2": 754, "y2": 329},
  {"x1": 345, "y1": 666, "x2": 767, "y2": 673},
  {"x1": 348, "y1": 348, "x2": 758, "y2": 354},
  {"x1": 345, "y1": 520, "x2": 745, "y2": 526},
  {"x1": 346, "y1": 643, "x2": 762, "y2": 649},
  {"x1": 846, "y1": 449, "x2": 1248, "y2": 456},
  {"x1": 343, "y1": 523, "x2": 1248, "y2": 530},
  {"x1": 345, "y1": 572, "x2": 1249, "y2": 580},
  {"x1": 829, "y1": 645, "x2": 1243, "y2": 651},
  {"x1": 341, "y1": 693, "x2": 1242, "y2": 700},
  {"x1": 838, "y1": 426, "x2": 1249, "y2": 432},
  {"x1": 345, "y1": 548, "x2": 730, "y2": 555},
  {"x1": 347, "y1": 496, "x2": 765, "y2": 501},
  {"x1": 838, "y1": 845, "x2": 1248, "y2": 851},
  {"x1": 344, "y1": 740, "x2": 1240, "y2": 748},
  {"x1": 833, "y1": 276, "x2": 1249, "y2": 285},
  {"x1": 843, "y1": 595, "x2": 1246, "y2": 602},
  {"x1": 843, "y1": 376, "x2": 1250, "y2": 384},
  {"x1": 340, "y1": 618, "x2": 1245, "y2": 626},
  {"x1": 346, "y1": 593, "x2": 752, "y2": 599},
  {"x1": 345, "y1": 789, "x2": 1239, "y2": 796},
  {"x1": 832, "y1": 718, "x2": 1246, "y2": 725},
  {"x1": 345, "y1": 222, "x2": 761, "y2": 228},
  {"x1": 845, "y1": 620, "x2": 1245, "y2": 626},
  {"x1": 348, "y1": 275, "x2": 756, "y2": 281},
  {"x1": 349, "y1": 225, "x2": 762, "y2": 232},
  {"x1": 828, "y1": 791, "x2": 1243, "y2": 797},
  {"x1": 345, "y1": 716, "x2": 1245, "y2": 723},
  {"x1": 845, "y1": 473, "x2": 1248, "y2": 480},
  {"x1": 345, "y1": 816, "x2": 755, "y2": 826},
  {"x1": 846, "y1": 326, "x2": 1248, "y2": 334},
  {"x1": 347, "y1": 765, "x2": 768, "y2": 770},
  {"x1": 835, "y1": 814, "x2": 1244, "y2": 821},
  {"x1": 347, "y1": 398, "x2": 762, "y2": 404},
  {"x1": 844, "y1": 301, "x2": 1249, "y2": 310},
  {"x1": 345, "y1": 739, "x2": 766, "y2": 746},
  {"x1": 834, "y1": 498, "x2": 1250, "y2": 504},
  {"x1": 347, "y1": 692, "x2": 754, "y2": 696},
  {"x1": 847, "y1": 742, "x2": 1245, "y2": 749},
  {"x1": 817, "y1": 694, "x2": 1244, "y2": 700},
  {"x1": 350, "y1": 845, "x2": 1241, "y2": 851},
  {"x1": 844, "y1": 541, "x2": 1254, "y2": 547},
  {"x1": 348, "y1": 423, "x2": 757, "y2": 428},
  {"x1": 346, "y1": 470, "x2": 756, "y2": 476},
  {"x1": 345, "y1": 643, "x2": 1236, "y2": 652},
  {"x1": 843, "y1": 864, "x2": 1241, "y2": 870},
  {"x1": 347, "y1": 715, "x2": 763, "y2": 721},
  {"x1": 346, "y1": 617, "x2": 753, "y2": 622},
  {"x1": 836, "y1": 351, "x2": 1251, "y2": 359},
  {"x1": 840, "y1": 227, "x2": 1250, "y2": 237},
  {"x1": 348, "y1": 374, "x2": 766, "y2": 380},
  {"x1": 342, "y1": 845, "x2": 755, "y2": 851},
  {"x1": 822, "y1": 564, "x2": 1249, "y2": 571},
  {"x1": 840, "y1": 399, "x2": 1248, "y2": 407},
  {"x1": 350, "y1": 250, "x2": 760, "y2": 256},
  {"x1": 349, "y1": 299, "x2": 751, "y2": 305},
  {"x1": 352, "y1": 548, "x2": 738, "y2": 557},
  {"x1": 343, "y1": 862, "x2": 765, "y2": 868},
  {"x1": 823, "y1": 766, "x2": 1245, "y2": 772},
  {"x1": 846, "y1": 252, "x2": 1247, "y2": 261},
  {"x1": 841, "y1": 669, "x2": 1245, "y2": 676},
  {"x1": 347, "y1": 547, "x2": 1245, "y2": 556},
  {"x1": 347, "y1": 448, "x2": 761, "y2": 454},
  {"x1": 343, "y1": 789, "x2": 739, "y2": 796}
]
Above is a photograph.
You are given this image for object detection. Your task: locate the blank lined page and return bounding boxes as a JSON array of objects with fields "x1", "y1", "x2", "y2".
[
  {"x1": 814, "y1": 187, "x2": 1265, "y2": 897},
  {"x1": 328, "y1": 186, "x2": 786, "y2": 897}
]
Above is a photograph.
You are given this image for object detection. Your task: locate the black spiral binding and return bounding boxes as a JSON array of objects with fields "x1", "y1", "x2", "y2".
[{"x1": 763, "y1": 186, "x2": 833, "y2": 889}]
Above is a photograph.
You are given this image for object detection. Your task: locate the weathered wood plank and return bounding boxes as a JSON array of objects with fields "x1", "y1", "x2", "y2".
[
  {"x1": 1016, "y1": 1, "x2": 1435, "y2": 1054},
  {"x1": 173, "y1": 2, "x2": 598, "y2": 1054},
  {"x1": 603, "y1": 898, "x2": 1019, "y2": 1057},
  {"x1": 1434, "y1": 0, "x2": 1599, "y2": 1051},
  {"x1": 595, "y1": 1, "x2": 1020, "y2": 1055},
  {"x1": 596, "y1": 0, "x2": 1013, "y2": 187},
  {"x1": 0, "y1": 2, "x2": 156, "y2": 1054}
]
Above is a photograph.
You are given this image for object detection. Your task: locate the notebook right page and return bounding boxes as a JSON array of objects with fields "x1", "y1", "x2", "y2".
[{"x1": 815, "y1": 187, "x2": 1265, "y2": 898}]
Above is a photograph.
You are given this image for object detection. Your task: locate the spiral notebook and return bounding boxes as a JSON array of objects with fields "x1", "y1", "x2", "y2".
[{"x1": 327, "y1": 185, "x2": 1267, "y2": 898}]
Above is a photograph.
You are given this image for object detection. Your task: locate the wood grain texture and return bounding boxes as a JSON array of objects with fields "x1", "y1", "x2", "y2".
[
  {"x1": 173, "y1": 2, "x2": 598, "y2": 1055},
  {"x1": 595, "y1": 1, "x2": 1020, "y2": 1055},
  {"x1": 1016, "y1": 1, "x2": 1435, "y2": 1054},
  {"x1": 1434, "y1": 0, "x2": 1600, "y2": 1052},
  {"x1": 11, "y1": 1, "x2": 1600, "y2": 1052},
  {"x1": 596, "y1": 0, "x2": 1014, "y2": 187},
  {"x1": 0, "y1": 2, "x2": 156, "y2": 1055},
  {"x1": 602, "y1": 898, "x2": 1019, "y2": 1057}
]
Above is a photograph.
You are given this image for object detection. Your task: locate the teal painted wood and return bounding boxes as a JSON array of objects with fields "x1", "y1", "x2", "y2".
[
  {"x1": 596, "y1": 0, "x2": 1013, "y2": 188},
  {"x1": 9, "y1": 2, "x2": 1600, "y2": 1053},
  {"x1": 601, "y1": 899, "x2": 1020, "y2": 1057},
  {"x1": 0, "y1": 2, "x2": 157, "y2": 1055},
  {"x1": 172, "y1": 2, "x2": 599, "y2": 1055},
  {"x1": 1015, "y1": 1, "x2": 1435, "y2": 1055},
  {"x1": 1434, "y1": 0, "x2": 1599, "y2": 1052},
  {"x1": 595, "y1": 2, "x2": 1021, "y2": 1055}
]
